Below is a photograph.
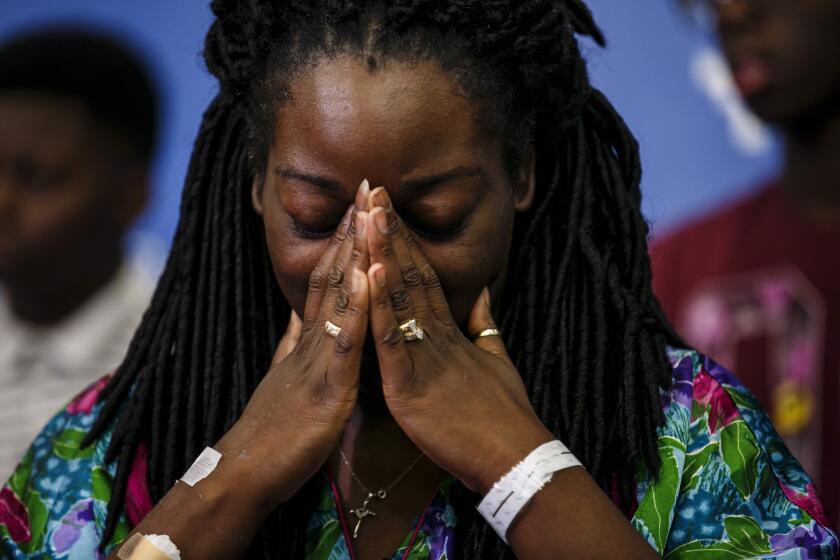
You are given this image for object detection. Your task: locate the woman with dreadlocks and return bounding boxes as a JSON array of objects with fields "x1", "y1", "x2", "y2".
[{"x1": 2, "y1": 1, "x2": 836, "y2": 559}]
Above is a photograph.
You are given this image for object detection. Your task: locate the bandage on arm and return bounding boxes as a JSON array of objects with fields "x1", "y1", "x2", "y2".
[
  {"x1": 104, "y1": 439, "x2": 276, "y2": 560},
  {"x1": 117, "y1": 533, "x2": 181, "y2": 560}
]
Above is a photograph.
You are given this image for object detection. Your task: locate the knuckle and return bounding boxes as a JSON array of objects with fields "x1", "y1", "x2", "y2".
[
  {"x1": 333, "y1": 331, "x2": 355, "y2": 357},
  {"x1": 381, "y1": 326, "x2": 404, "y2": 349},
  {"x1": 344, "y1": 297, "x2": 360, "y2": 317},
  {"x1": 419, "y1": 264, "x2": 440, "y2": 288},
  {"x1": 386, "y1": 211, "x2": 400, "y2": 234},
  {"x1": 300, "y1": 316, "x2": 320, "y2": 333},
  {"x1": 389, "y1": 288, "x2": 411, "y2": 310},
  {"x1": 377, "y1": 240, "x2": 394, "y2": 258},
  {"x1": 331, "y1": 225, "x2": 348, "y2": 247},
  {"x1": 350, "y1": 246, "x2": 363, "y2": 263},
  {"x1": 401, "y1": 264, "x2": 423, "y2": 290},
  {"x1": 308, "y1": 265, "x2": 328, "y2": 292},
  {"x1": 327, "y1": 262, "x2": 345, "y2": 288},
  {"x1": 334, "y1": 291, "x2": 350, "y2": 315},
  {"x1": 402, "y1": 230, "x2": 418, "y2": 248}
]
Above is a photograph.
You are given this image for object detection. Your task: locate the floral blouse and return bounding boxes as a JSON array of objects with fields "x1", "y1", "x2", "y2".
[{"x1": 1, "y1": 349, "x2": 837, "y2": 559}]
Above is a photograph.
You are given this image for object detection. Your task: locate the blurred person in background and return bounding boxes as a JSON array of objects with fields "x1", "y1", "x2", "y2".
[
  {"x1": 652, "y1": 0, "x2": 840, "y2": 521},
  {"x1": 0, "y1": 29, "x2": 158, "y2": 480}
]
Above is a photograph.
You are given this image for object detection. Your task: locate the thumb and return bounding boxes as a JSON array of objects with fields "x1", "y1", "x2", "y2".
[
  {"x1": 273, "y1": 310, "x2": 302, "y2": 364},
  {"x1": 467, "y1": 288, "x2": 511, "y2": 364}
]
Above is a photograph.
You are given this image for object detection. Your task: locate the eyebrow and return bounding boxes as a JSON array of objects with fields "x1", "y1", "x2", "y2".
[
  {"x1": 276, "y1": 168, "x2": 344, "y2": 194},
  {"x1": 275, "y1": 165, "x2": 483, "y2": 193}
]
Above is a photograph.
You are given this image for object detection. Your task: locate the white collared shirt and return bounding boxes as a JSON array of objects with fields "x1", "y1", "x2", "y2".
[{"x1": 0, "y1": 262, "x2": 153, "y2": 481}]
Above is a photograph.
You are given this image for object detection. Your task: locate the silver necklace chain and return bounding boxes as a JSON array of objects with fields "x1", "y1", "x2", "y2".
[
  {"x1": 338, "y1": 446, "x2": 425, "y2": 497},
  {"x1": 337, "y1": 446, "x2": 425, "y2": 539}
]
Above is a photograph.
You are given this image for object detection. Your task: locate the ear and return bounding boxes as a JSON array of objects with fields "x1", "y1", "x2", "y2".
[
  {"x1": 513, "y1": 147, "x2": 536, "y2": 213},
  {"x1": 251, "y1": 175, "x2": 265, "y2": 216}
]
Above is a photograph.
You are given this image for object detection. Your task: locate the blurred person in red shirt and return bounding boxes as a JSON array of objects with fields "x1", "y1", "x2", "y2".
[
  {"x1": 652, "y1": 0, "x2": 840, "y2": 521},
  {"x1": 0, "y1": 29, "x2": 158, "y2": 479}
]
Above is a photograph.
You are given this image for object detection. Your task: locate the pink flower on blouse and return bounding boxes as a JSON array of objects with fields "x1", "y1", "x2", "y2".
[
  {"x1": 780, "y1": 482, "x2": 835, "y2": 531},
  {"x1": 0, "y1": 487, "x2": 31, "y2": 543},
  {"x1": 693, "y1": 370, "x2": 740, "y2": 433},
  {"x1": 66, "y1": 376, "x2": 109, "y2": 415},
  {"x1": 125, "y1": 442, "x2": 154, "y2": 526}
]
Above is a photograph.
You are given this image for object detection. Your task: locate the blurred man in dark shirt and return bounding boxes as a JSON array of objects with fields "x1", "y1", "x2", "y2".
[
  {"x1": 653, "y1": 0, "x2": 840, "y2": 521},
  {"x1": 0, "y1": 29, "x2": 158, "y2": 478}
]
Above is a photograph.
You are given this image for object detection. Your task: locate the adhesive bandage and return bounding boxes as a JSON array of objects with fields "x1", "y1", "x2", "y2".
[
  {"x1": 117, "y1": 533, "x2": 181, "y2": 560},
  {"x1": 180, "y1": 446, "x2": 222, "y2": 487}
]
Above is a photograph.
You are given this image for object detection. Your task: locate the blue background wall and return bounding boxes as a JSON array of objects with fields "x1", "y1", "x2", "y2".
[
  {"x1": 0, "y1": 0, "x2": 782, "y2": 269},
  {"x1": 584, "y1": 1, "x2": 780, "y2": 229}
]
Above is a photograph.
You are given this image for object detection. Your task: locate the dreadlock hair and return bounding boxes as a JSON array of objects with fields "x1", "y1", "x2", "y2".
[{"x1": 85, "y1": 1, "x2": 682, "y2": 557}]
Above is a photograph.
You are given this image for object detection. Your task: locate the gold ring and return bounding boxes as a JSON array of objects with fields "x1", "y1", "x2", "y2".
[
  {"x1": 398, "y1": 318, "x2": 425, "y2": 342},
  {"x1": 472, "y1": 328, "x2": 501, "y2": 340},
  {"x1": 325, "y1": 320, "x2": 342, "y2": 338}
]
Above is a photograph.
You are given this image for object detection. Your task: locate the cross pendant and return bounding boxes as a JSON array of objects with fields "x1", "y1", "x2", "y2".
[
  {"x1": 349, "y1": 489, "x2": 387, "y2": 539},
  {"x1": 350, "y1": 493, "x2": 377, "y2": 539}
]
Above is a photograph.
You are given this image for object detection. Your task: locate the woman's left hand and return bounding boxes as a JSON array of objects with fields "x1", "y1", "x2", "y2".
[{"x1": 364, "y1": 187, "x2": 555, "y2": 494}]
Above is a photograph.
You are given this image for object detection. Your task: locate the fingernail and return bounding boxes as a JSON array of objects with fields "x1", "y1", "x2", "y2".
[
  {"x1": 371, "y1": 187, "x2": 391, "y2": 210},
  {"x1": 372, "y1": 264, "x2": 386, "y2": 287},
  {"x1": 356, "y1": 181, "x2": 369, "y2": 210},
  {"x1": 356, "y1": 211, "x2": 367, "y2": 239},
  {"x1": 373, "y1": 207, "x2": 389, "y2": 234},
  {"x1": 343, "y1": 205, "x2": 355, "y2": 232},
  {"x1": 350, "y1": 267, "x2": 361, "y2": 293}
]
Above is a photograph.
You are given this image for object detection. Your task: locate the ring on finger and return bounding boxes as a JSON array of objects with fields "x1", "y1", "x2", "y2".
[
  {"x1": 398, "y1": 318, "x2": 425, "y2": 342},
  {"x1": 472, "y1": 328, "x2": 501, "y2": 340},
  {"x1": 325, "y1": 320, "x2": 342, "y2": 338}
]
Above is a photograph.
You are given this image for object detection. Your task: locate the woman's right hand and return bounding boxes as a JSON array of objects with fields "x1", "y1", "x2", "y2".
[
  {"x1": 216, "y1": 183, "x2": 372, "y2": 509},
  {"x1": 110, "y1": 186, "x2": 372, "y2": 560}
]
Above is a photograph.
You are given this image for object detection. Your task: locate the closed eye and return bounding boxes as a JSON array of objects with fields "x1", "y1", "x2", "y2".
[
  {"x1": 402, "y1": 215, "x2": 469, "y2": 242},
  {"x1": 287, "y1": 211, "x2": 345, "y2": 241},
  {"x1": 289, "y1": 221, "x2": 337, "y2": 240}
]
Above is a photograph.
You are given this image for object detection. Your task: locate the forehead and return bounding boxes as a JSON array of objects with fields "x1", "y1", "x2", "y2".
[
  {"x1": 270, "y1": 55, "x2": 491, "y2": 184},
  {"x1": 0, "y1": 94, "x2": 90, "y2": 155}
]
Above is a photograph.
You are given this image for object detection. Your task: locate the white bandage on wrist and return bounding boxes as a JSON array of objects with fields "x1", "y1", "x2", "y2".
[
  {"x1": 477, "y1": 440, "x2": 582, "y2": 544},
  {"x1": 180, "y1": 446, "x2": 222, "y2": 487},
  {"x1": 143, "y1": 535, "x2": 181, "y2": 559},
  {"x1": 117, "y1": 533, "x2": 181, "y2": 560}
]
